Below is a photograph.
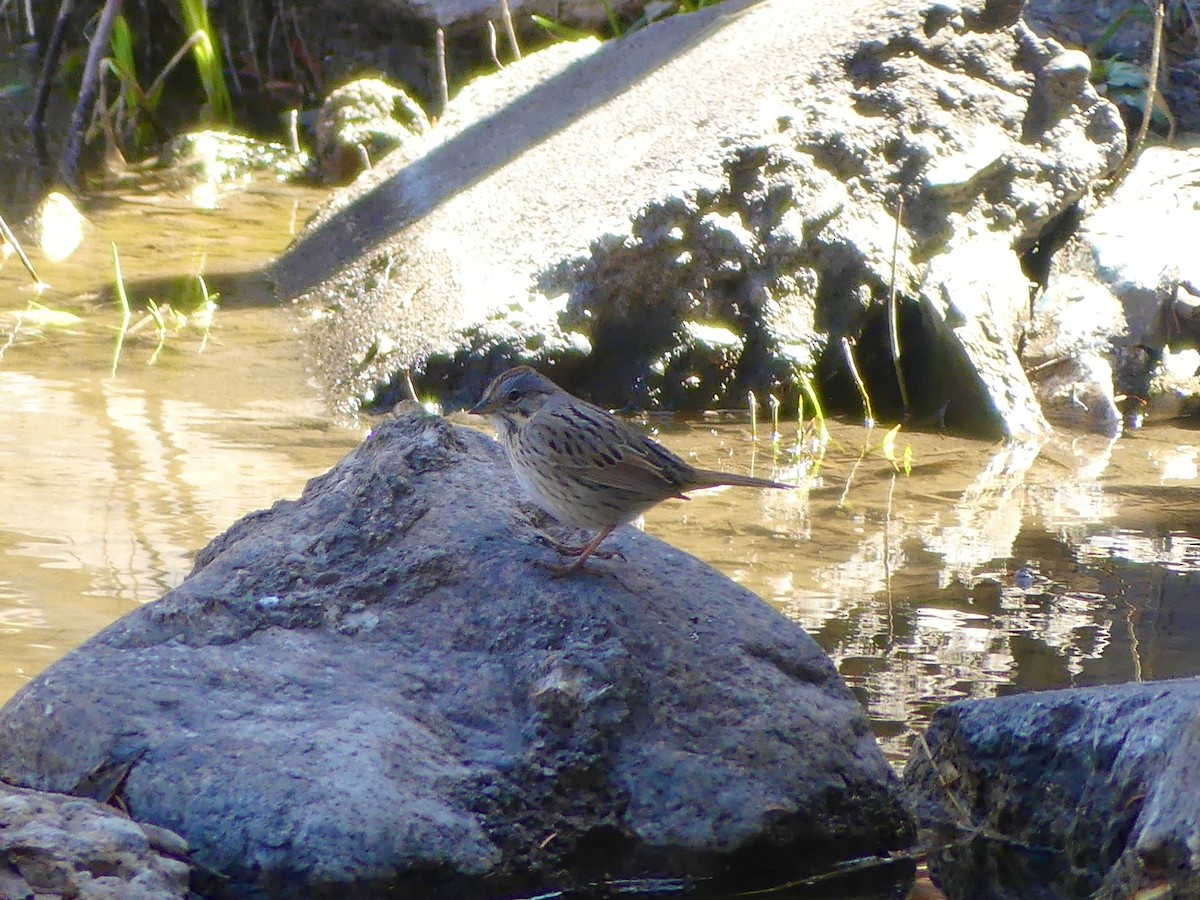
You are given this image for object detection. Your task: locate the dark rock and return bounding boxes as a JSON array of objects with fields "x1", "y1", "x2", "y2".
[
  {"x1": 1023, "y1": 0, "x2": 1200, "y2": 133},
  {"x1": 0, "y1": 409, "x2": 911, "y2": 898},
  {"x1": 1099, "y1": 705, "x2": 1200, "y2": 899},
  {"x1": 902, "y1": 678, "x2": 1200, "y2": 900}
]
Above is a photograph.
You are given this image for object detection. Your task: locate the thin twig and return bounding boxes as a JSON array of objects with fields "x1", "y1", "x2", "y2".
[
  {"x1": 286, "y1": 108, "x2": 300, "y2": 156},
  {"x1": 1024, "y1": 354, "x2": 1072, "y2": 376},
  {"x1": 240, "y1": 0, "x2": 260, "y2": 84},
  {"x1": 290, "y1": 6, "x2": 319, "y2": 91},
  {"x1": 887, "y1": 195, "x2": 910, "y2": 420},
  {"x1": 1136, "y1": 0, "x2": 1166, "y2": 149},
  {"x1": 265, "y1": 11, "x2": 279, "y2": 86},
  {"x1": 884, "y1": 472, "x2": 896, "y2": 640},
  {"x1": 718, "y1": 851, "x2": 922, "y2": 897},
  {"x1": 110, "y1": 242, "x2": 132, "y2": 377},
  {"x1": 1106, "y1": 0, "x2": 1166, "y2": 192},
  {"x1": 837, "y1": 451, "x2": 863, "y2": 511},
  {"x1": 276, "y1": 0, "x2": 299, "y2": 89},
  {"x1": 486, "y1": 20, "x2": 502, "y2": 69},
  {"x1": 916, "y1": 734, "x2": 977, "y2": 827},
  {"x1": 196, "y1": 274, "x2": 215, "y2": 354},
  {"x1": 61, "y1": 0, "x2": 123, "y2": 188},
  {"x1": 28, "y1": 0, "x2": 75, "y2": 167},
  {"x1": 221, "y1": 31, "x2": 242, "y2": 93},
  {"x1": 145, "y1": 300, "x2": 167, "y2": 366},
  {"x1": 91, "y1": 71, "x2": 119, "y2": 163},
  {"x1": 795, "y1": 368, "x2": 829, "y2": 447},
  {"x1": 841, "y1": 335, "x2": 874, "y2": 428},
  {"x1": 435, "y1": 27, "x2": 449, "y2": 112},
  {"x1": 0, "y1": 314, "x2": 19, "y2": 363},
  {"x1": 0, "y1": 212, "x2": 42, "y2": 286},
  {"x1": 116, "y1": 31, "x2": 201, "y2": 139},
  {"x1": 912, "y1": 734, "x2": 1060, "y2": 854},
  {"x1": 500, "y1": 0, "x2": 521, "y2": 60}
]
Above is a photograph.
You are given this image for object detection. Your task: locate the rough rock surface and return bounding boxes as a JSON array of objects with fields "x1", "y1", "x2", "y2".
[
  {"x1": 1098, "y1": 701, "x2": 1200, "y2": 900},
  {"x1": 0, "y1": 781, "x2": 190, "y2": 900},
  {"x1": 1028, "y1": 145, "x2": 1200, "y2": 432},
  {"x1": 903, "y1": 678, "x2": 1200, "y2": 900},
  {"x1": 1024, "y1": 0, "x2": 1200, "y2": 133},
  {"x1": 0, "y1": 409, "x2": 911, "y2": 898},
  {"x1": 312, "y1": 78, "x2": 431, "y2": 185},
  {"x1": 272, "y1": 0, "x2": 1124, "y2": 438}
]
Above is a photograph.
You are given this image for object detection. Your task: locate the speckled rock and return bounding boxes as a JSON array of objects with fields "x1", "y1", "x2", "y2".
[
  {"x1": 274, "y1": 0, "x2": 1123, "y2": 438},
  {"x1": 1031, "y1": 145, "x2": 1200, "y2": 430},
  {"x1": 312, "y1": 78, "x2": 431, "y2": 184},
  {"x1": 904, "y1": 678, "x2": 1200, "y2": 900},
  {"x1": 0, "y1": 409, "x2": 912, "y2": 898},
  {"x1": 0, "y1": 781, "x2": 189, "y2": 899}
]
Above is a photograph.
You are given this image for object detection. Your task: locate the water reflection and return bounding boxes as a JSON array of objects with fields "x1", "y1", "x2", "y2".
[
  {"x1": 0, "y1": 318, "x2": 366, "y2": 699},
  {"x1": 0, "y1": 180, "x2": 366, "y2": 700},
  {"x1": 2, "y1": 182, "x2": 1200, "y2": 770},
  {"x1": 643, "y1": 422, "x2": 1200, "y2": 760}
]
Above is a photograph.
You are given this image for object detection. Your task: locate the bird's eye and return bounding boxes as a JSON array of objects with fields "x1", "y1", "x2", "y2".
[{"x1": 506, "y1": 389, "x2": 520, "y2": 403}]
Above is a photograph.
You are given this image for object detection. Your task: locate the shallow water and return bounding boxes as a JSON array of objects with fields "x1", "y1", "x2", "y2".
[
  {"x1": 2, "y1": 180, "x2": 1199, "y2": 768},
  {"x1": 639, "y1": 418, "x2": 1200, "y2": 760},
  {"x1": 0, "y1": 179, "x2": 365, "y2": 690}
]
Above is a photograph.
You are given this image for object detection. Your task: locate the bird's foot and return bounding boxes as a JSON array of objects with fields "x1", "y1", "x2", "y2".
[{"x1": 535, "y1": 532, "x2": 622, "y2": 562}]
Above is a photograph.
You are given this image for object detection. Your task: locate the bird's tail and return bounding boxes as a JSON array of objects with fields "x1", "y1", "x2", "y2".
[{"x1": 690, "y1": 469, "x2": 791, "y2": 490}]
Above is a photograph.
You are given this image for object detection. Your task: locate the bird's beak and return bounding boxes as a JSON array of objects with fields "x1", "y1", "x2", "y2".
[{"x1": 468, "y1": 397, "x2": 495, "y2": 416}]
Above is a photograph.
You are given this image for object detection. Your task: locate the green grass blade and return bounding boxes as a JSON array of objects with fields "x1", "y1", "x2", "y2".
[
  {"x1": 530, "y1": 15, "x2": 591, "y2": 40},
  {"x1": 600, "y1": 0, "x2": 622, "y2": 36},
  {"x1": 178, "y1": 0, "x2": 232, "y2": 121},
  {"x1": 109, "y1": 14, "x2": 136, "y2": 76}
]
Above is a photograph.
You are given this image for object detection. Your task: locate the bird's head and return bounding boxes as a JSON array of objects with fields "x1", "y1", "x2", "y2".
[{"x1": 469, "y1": 366, "x2": 561, "y2": 433}]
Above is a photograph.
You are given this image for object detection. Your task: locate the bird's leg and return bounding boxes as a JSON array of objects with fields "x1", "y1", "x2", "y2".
[
  {"x1": 535, "y1": 530, "x2": 622, "y2": 561},
  {"x1": 536, "y1": 533, "x2": 587, "y2": 555},
  {"x1": 546, "y1": 525, "x2": 617, "y2": 577}
]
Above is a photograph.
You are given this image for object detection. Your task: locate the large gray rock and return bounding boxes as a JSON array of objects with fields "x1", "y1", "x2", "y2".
[
  {"x1": 903, "y1": 678, "x2": 1200, "y2": 900},
  {"x1": 273, "y1": 0, "x2": 1124, "y2": 438},
  {"x1": 0, "y1": 409, "x2": 911, "y2": 898}
]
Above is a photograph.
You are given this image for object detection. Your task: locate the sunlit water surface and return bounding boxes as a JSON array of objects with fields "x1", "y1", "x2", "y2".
[{"x1": 2, "y1": 180, "x2": 1199, "y2": 767}]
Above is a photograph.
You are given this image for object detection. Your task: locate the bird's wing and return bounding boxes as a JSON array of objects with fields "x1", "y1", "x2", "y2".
[{"x1": 527, "y1": 403, "x2": 689, "y2": 497}]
